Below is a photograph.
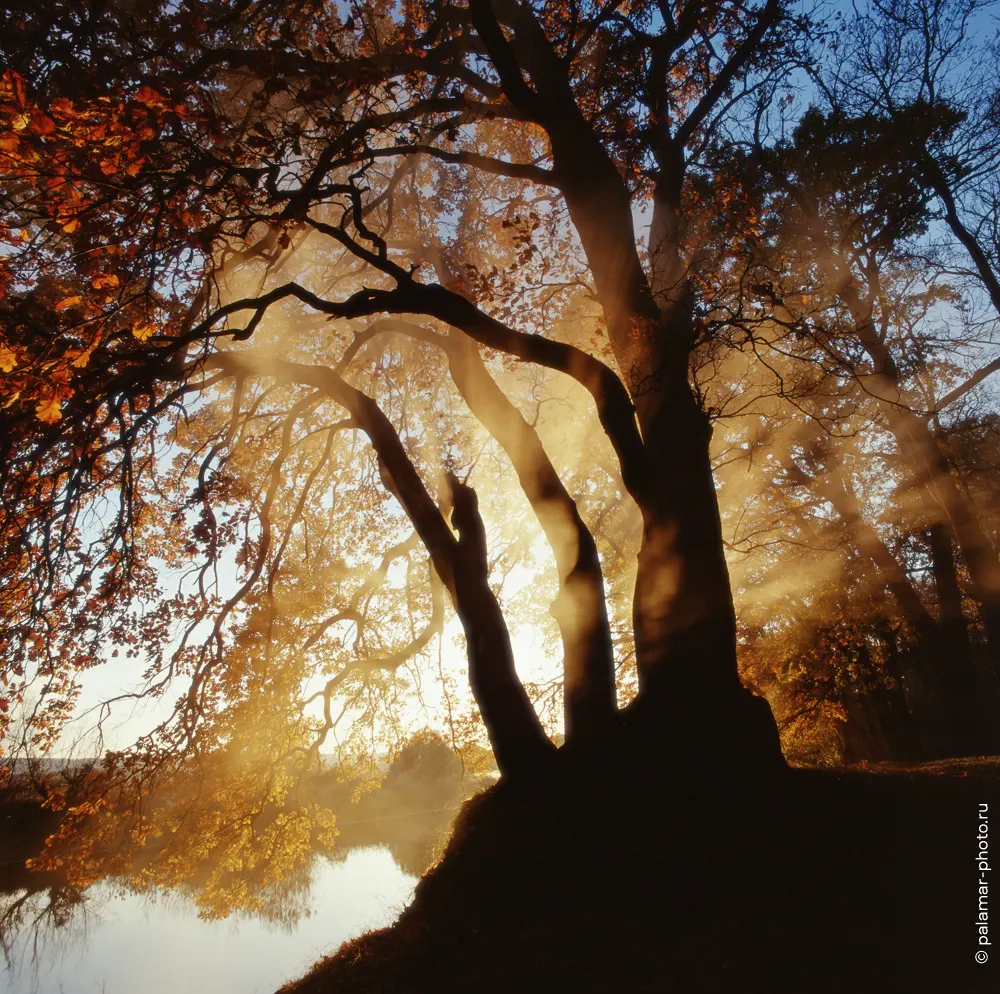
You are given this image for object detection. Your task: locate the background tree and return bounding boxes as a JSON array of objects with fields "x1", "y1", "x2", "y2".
[{"x1": 699, "y1": 0, "x2": 1000, "y2": 759}]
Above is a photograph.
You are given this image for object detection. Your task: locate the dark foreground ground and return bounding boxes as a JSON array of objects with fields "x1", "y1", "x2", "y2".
[{"x1": 280, "y1": 756, "x2": 1000, "y2": 994}]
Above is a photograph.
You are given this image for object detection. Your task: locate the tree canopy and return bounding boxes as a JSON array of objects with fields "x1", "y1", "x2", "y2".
[{"x1": 1, "y1": 0, "x2": 999, "y2": 905}]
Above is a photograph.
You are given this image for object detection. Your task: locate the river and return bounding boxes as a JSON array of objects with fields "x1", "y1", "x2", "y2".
[{"x1": 2, "y1": 845, "x2": 416, "y2": 994}]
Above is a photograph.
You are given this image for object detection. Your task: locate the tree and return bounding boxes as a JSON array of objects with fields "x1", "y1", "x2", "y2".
[
  {"x1": 699, "y1": 0, "x2": 1000, "y2": 755},
  {"x1": 1, "y1": 0, "x2": 816, "y2": 807},
  {"x1": 2, "y1": 6, "x2": 999, "y2": 989}
]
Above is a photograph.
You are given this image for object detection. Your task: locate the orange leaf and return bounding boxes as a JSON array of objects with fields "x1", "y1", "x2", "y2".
[
  {"x1": 0, "y1": 345, "x2": 16, "y2": 372},
  {"x1": 91, "y1": 273, "x2": 120, "y2": 289},
  {"x1": 62, "y1": 218, "x2": 80, "y2": 234},
  {"x1": 135, "y1": 85, "x2": 169, "y2": 109},
  {"x1": 132, "y1": 322, "x2": 156, "y2": 342},
  {"x1": 36, "y1": 396, "x2": 62, "y2": 423},
  {"x1": 1, "y1": 69, "x2": 26, "y2": 106},
  {"x1": 31, "y1": 111, "x2": 55, "y2": 135},
  {"x1": 71, "y1": 343, "x2": 98, "y2": 368},
  {"x1": 54, "y1": 295, "x2": 81, "y2": 311}
]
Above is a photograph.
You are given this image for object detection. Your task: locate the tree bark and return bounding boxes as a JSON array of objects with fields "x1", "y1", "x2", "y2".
[
  {"x1": 463, "y1": 0, "x2": 785, "y2": 778},
  {"x1": 634, "y1": 381, "x2": 743, "y2": 699}
]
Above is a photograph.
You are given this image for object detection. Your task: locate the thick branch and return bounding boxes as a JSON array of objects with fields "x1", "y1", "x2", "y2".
[
  {"x1": 410, "y1": 282, "x2": 651, "y2": 503},
  {"x1": 347, "y1": 143, "x2": 556, "y2": 184},
  {"x1": 931, "y1": 355, "x2": 1000, "y2": 414},
  {"x1": 922, "y1": 154, "x2": 1000, "y2": 317},
  {"x1": 444, "y1": 335, "x2": 617, "y2": 736},
  {"x1": 195, "y1": 279, "x2": 649, "y2": 505},
  {"x1": 469, "y1": 0, "x2": 661, "y2": 389},
  {"x1": 674, "y1": 0, "x2": 783, "y2": 147},
  {"x1": 336, "y1": 315, "x2": 617, "y2": 734},
  {"x1": 204, "y1": 349, "x2": 555, "y2": 777}
]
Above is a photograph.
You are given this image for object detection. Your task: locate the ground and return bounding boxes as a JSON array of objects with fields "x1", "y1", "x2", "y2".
[{"x1": 280, "y1": 755, "x2": 1000, "y2": 994}]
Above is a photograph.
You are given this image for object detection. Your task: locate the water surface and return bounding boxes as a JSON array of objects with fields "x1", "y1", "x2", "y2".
[{"x1": 2, "y1": 846, "x2": 415, "y2": 994}]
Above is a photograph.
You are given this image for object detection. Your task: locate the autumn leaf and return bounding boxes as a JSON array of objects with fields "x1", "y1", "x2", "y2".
[
  {"x1": 132, "y1": 322, "x2": 156, "y2": 342},
  {"x1": 135, "y1": 85, "x2": 169, "y2": 109},
  {"x1": 35, "y1": 396, "x2": 63, "y2": 423},
  {"x1": 31, "y1": 111, "x2": 55, "y2": 135},
  {"x1": 92, "y1": 273, "x2": 120, "y2": 289},
  {"x1": 0, "y1": 345, "x2": 16, "y2": 372},
  {"x1": 62, "y1": 218, "x2": 80, "y2": 234},
  {"x1": 71, "y1": 343, "x2": 98, "y2": 368},
  {"x1": 0, "y1": 68, "x2": 26, "y2": 105},
  {"x1": 54, "y1": 295, "x2": 82, "y2": 311},
  {"x1": 50, "y1": 97, "x2": 75, "y2": 117}
]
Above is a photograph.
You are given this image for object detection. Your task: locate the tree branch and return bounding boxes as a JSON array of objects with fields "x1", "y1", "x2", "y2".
[{"x1": 204, "y1": 349, "x2": 555, "y2": 777}]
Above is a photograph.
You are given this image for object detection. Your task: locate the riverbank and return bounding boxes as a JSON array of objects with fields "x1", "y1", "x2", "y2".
[{"x1": 281, "y1": 757, "x2": 1000, "y2": 993}]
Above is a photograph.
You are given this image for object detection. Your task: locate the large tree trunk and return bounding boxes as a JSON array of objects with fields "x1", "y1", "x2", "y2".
[
  {"x1": 625, "y1": 311, "x2": 784, "y2": 791},
  {"x1": 928, "y1": 522, "x2": 998, "y2": 754},
  {"x1": 635, "y1": 382, "x2": 742, "y2": 699},
  {"x1": 467, "y1": 0, "x2": 785, "y2": 782}
]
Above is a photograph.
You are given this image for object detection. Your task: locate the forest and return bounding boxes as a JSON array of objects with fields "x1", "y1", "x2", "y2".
[{"x1": 1, "y1": 0, "x2": 999, "y2": 991}]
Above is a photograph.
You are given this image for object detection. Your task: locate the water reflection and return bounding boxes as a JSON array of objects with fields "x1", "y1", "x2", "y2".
[
  {"x1": 1, "y1": 737, "x2": 484, "y2": 994},
  {"x1": 2, "y1": 848, "x2": 416, "y2": 994}
]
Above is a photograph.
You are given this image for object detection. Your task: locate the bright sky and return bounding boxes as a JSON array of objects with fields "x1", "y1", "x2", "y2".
[{"x1": 51, "y1": 533, "x2": 564, "y2": 757}]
